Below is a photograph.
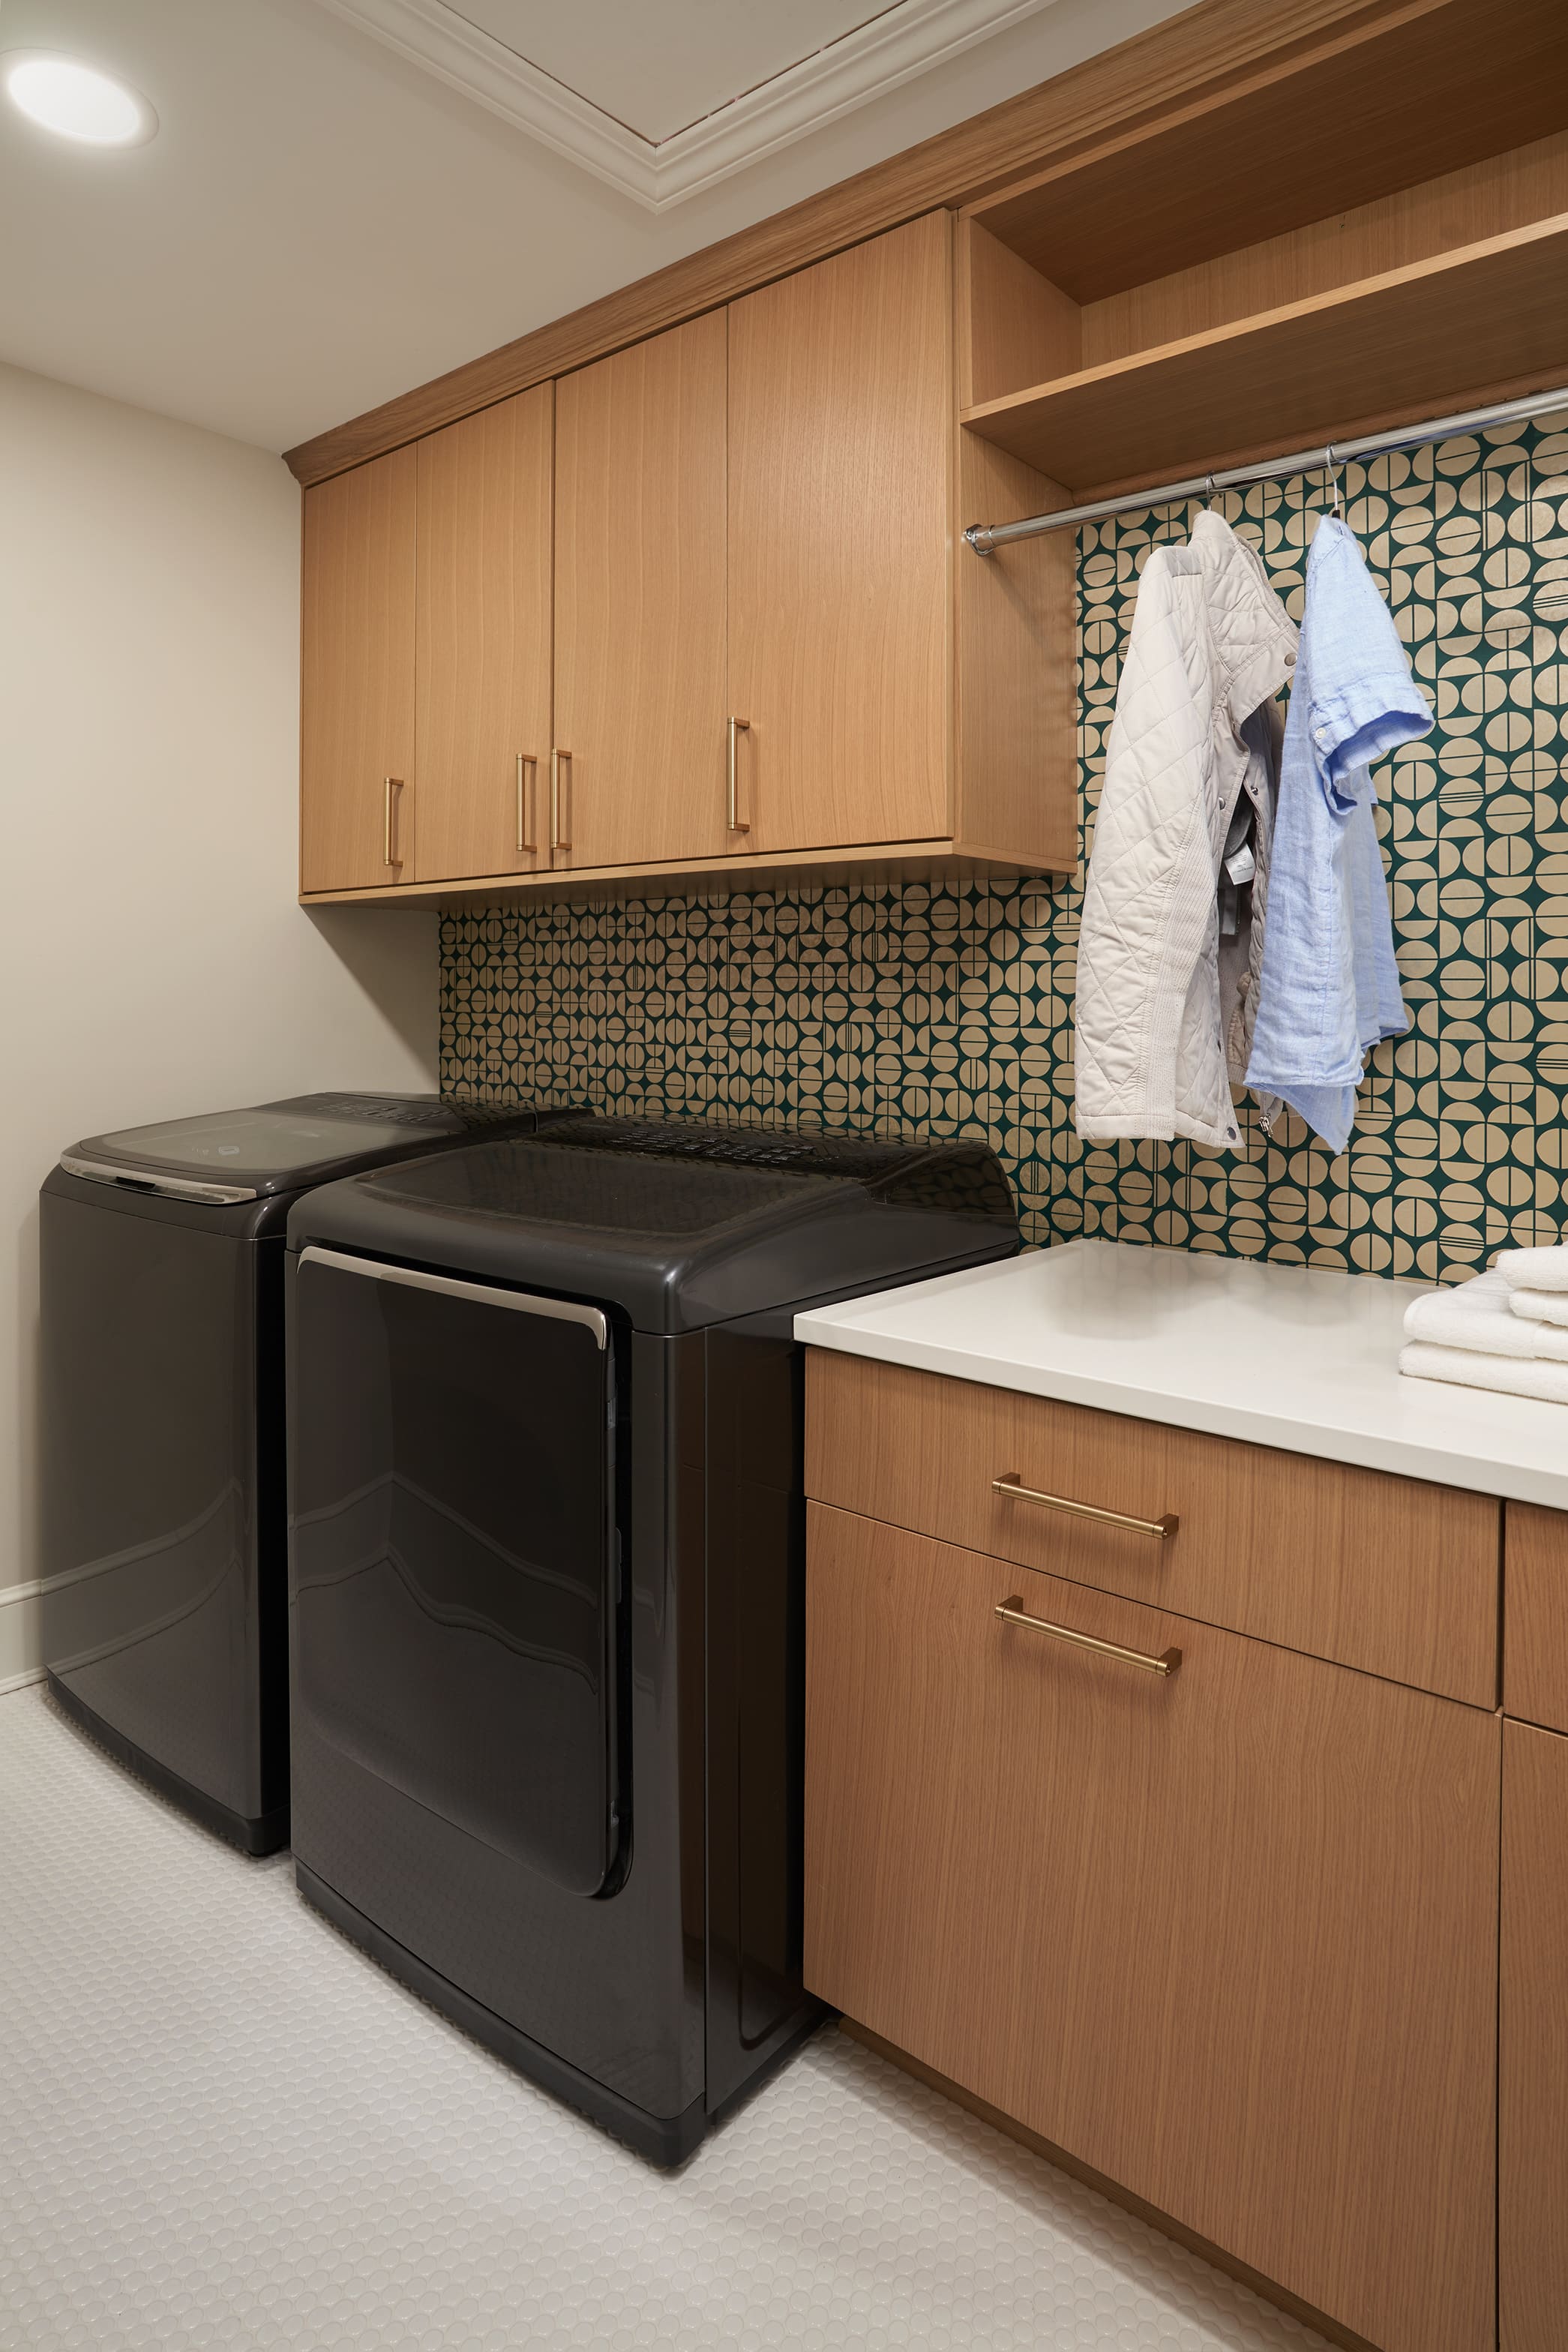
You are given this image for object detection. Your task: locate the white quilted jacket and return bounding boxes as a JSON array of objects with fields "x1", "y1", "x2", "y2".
[{"x1": 1073, "y1": 512, "x2": 1297, "y2": 1149}]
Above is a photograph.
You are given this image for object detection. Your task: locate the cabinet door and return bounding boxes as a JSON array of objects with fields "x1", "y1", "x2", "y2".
[
  {"x1": 727, "y1": 214, "x2": 953, "y2": 854},
  {"x1": 554, "y1": 314, "x2": 728, "y2": 869},
  {"x1": 1501, "y1": 1718, "x2": 1568, "y2": 2352},
  {"x1": 300, "y1": 446, "x2": 416, "y2": 892},
  {"x1": 805, "y1": 1504, "x2": 1498, "y2": 2352},
  {"x1": 412, "y1": 387, "x2": 553, "y2": 884},
  {"x1": 1504, "y1": 1501, "x2": 1568, "y2": 1732}
]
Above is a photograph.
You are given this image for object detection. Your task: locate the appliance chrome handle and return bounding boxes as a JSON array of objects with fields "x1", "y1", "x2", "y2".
[
  {"x1": 516, "y1": 754, "x2": 537, "y2": 854},
  {"x1": 297, "y1": 1246, "x2": 607, "y2": 1348},
  {"x1": 58, "y1": 1153, "x2": 258, "y2": 1204},
  {"x1": 993, "y1": 1473, "x2": 1177, "y2": 1540},
  {"x1": 995, "y1": 1595, "x2": 1181, "y2": 1677},
  {"x1": 727, "y1": 716, "x2": 750, "y2": 835},
  {"x1": 550, "y1": 749, "x2": 571, "y2": 854},
  {"x1": 382, "y1": 776, "x2": 404, "y2": 868}
]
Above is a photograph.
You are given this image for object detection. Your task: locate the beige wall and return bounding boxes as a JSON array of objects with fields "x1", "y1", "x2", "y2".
[{"x1": 0, "y1": 362, "x2": 437, "y2": 1684}]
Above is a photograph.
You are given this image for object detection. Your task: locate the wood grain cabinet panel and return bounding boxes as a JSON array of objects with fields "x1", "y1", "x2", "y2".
[
  {"x1": 1501, "y1": 1716, "x2": 1568, "y2": 2352},
  {"x1": 727, "y1": 213, "x2": 953, "y2": 855},
  {"x1": 1504, "y1": 1501, "x2": 1568, "y2": 1734},
  {"x1": 300, "y1": 213, "x2": 1074, "y2": 904},
  {"x1": 300, "y1": 446, "x2": 417, "y2": 892},
  {"x1": 412, "y1": 387, "x2": 553, "y2": 884},
  {"x1": 805, "y1": 1503, "x2": 1499, "y2": 2352},
  {"x1": 553, "y1": 314, "x2": 728, "y2": 869},
  {"x1": 805, "y1": 1353, "x2": 1499, "y2": 1706}
]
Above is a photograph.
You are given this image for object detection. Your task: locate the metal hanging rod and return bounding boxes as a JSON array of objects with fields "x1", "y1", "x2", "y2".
[{"x1": 963, "y1": 384, "x2": 1568, "y2": 554}]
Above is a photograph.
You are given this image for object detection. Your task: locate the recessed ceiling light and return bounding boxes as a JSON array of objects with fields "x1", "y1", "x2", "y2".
[{"x1": 2, "y1": 50, "x2": 157, "y2": 147}]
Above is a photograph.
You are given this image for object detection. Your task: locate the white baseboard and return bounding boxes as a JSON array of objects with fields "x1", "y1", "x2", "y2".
[{"x1": 0, "y1": 1580, "x2": 42, "y2": 1692}]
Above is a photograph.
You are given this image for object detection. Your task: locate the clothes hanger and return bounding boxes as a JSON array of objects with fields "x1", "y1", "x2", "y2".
[{"x1": 1321, "y1": 445, "x2": 1345, "y2": 520}]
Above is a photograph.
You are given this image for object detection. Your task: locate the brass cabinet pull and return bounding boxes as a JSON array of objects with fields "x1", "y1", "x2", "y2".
[
  {"x1": 727, "y1": 716, "x2": 750, "y2": 835},
  {"x1": 550, "y1": 749, "x2": 571, "y2": 855},
  {"x1": 993, "y1": 1472, "x2": 1177, "y2": 1540},
  {"x1": 995, "y1": 1595, "x2": 1182, "y2": 1677},
  {"x1": 515, "y1": 754, "x2": 537, "y2": 854},
  {"x1": 382, "y1": 776, "x2": 403, "y2": 868}
]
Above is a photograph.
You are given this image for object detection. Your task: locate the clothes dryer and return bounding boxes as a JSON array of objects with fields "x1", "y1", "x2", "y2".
[{"x1": 285, "y1": 1115, "x2": 1019, "y2": 2161}]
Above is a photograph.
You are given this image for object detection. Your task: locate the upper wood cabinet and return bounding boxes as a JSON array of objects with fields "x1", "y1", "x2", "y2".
[
  {"x1": 299, "y1": 446, "x2": 416, "y2": 894},
  {"x1": 727, "y1": 216, "x2": 952, "y2": 854},
  {"x1": 553, "y1": 314, "x2": 728, "y2": 870},
  {"x1": 295, "y1": 8, "x2": 1568, "y2": 907},
  {"x1": 412, "y1": 388, "x2": 553, "y2": 885},
  {"x1": 298, "y1": 212, "x2": 1074, "y2": 902}
]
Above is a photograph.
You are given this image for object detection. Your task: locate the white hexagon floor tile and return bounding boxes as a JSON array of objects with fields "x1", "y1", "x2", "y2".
[{"x1": 0, "y1": 1684, "x2": 1327, "y2": 2351}]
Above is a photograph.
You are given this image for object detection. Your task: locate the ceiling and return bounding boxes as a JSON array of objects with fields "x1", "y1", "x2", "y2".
[
  {"x1": 457, "y1": 0, "x2": 907, "y2": 142},
  {"x1": 318, "y1": 0, "x2": 1066, "y2": 206},
  {"x1": 0, "y1": 0, "x2": 1189, "y2": 454}
]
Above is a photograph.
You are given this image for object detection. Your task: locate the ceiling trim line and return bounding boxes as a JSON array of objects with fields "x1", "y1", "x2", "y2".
[
  {"x1": 651, "y1": 0, "x2": 1060, "y2": 206},
  {"x1": 313, "y1": 0, "x2": 660, "y2": 200},
  {"x1": 313, "y1": 0, "x2": 1061, "y2": 212},
  {"x1": 287, "y1": 0, "x2": 1444, "y2": 484}
]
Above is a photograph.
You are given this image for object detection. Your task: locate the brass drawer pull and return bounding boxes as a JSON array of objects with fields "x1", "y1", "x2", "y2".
[
  {"x1": 995, "y1": 1595, "x2": 1182, "y2": 1677},
  {"x1": 993, "y1": 1473, "x2": 1178, "y2": 1540}
]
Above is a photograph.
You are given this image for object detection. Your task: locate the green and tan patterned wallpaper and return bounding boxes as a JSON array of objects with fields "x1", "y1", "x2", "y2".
[{"x1": 441, "y1": 417, "x2": 1568, "y2": 1286}]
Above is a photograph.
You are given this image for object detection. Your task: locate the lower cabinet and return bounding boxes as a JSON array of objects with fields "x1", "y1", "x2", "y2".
[
  {"x1": 1501, "y1": 1716, "x2": 1568, "y2": 2352},
  {"x1": 804, "y1": 1502, "x2": 1498, "y2": 2352}
]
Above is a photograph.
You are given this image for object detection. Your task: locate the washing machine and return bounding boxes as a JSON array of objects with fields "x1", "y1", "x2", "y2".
[
  {"x1": 40, "y1": 1092, "x2": 583, "y2": 1854},
  {"x1": 285, "y1": 1114, "x2": 1020, "y2": 2162}
]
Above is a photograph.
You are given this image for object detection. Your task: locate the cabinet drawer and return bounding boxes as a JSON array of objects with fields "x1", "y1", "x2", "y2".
[
  {"x1": 805, "y1": 1503, "x2": 1498, "y2": 2352},
  {"x1": 806, "y1": 1352, "x2": 1499, "y2": 1706},
  {"x1": 1504, "y1": 1502, "x2": 1568, "y2": 1734}
]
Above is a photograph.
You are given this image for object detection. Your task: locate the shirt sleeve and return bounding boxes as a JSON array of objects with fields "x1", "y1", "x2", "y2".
[{"x1": 1306, "y1": 525, "x2": 1434, "y2": 812}]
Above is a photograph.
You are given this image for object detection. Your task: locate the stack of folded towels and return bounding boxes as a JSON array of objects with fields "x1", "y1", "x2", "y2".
[{"x1": 1400, "y1": 1249, "x2": 1568, "y2": 1401}]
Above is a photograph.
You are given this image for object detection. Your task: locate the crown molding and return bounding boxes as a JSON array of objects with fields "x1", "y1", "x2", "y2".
[{"x1": 313, "y1": 0, "x2": 1060, "y2": 211}]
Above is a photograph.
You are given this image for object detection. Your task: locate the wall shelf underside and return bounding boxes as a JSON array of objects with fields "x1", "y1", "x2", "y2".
[{"x1": 300, "y1": 838, "x2": 1071, "y2": 911}]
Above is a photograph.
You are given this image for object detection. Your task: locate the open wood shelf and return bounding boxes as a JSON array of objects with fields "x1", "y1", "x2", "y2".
[
  {"x1": 959, "y1": 214, "x2": 1568, "y2": 496},
  {"x1": 966, "y1": 0, "x2": 1568, "y2": 306}
]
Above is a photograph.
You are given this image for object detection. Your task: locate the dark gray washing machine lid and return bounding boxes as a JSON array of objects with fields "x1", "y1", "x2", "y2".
[
  {"x1": 59, "y1": 1093, "x2": 583, "y2": 1204},
  {"x1": 286, "y1": 1114, "x2": 1021, "y2": 1334}
]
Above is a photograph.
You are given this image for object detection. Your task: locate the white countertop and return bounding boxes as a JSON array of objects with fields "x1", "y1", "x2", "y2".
[{"x1": 796, "y1": 1240, "x2": 1568, "y2": 1508}]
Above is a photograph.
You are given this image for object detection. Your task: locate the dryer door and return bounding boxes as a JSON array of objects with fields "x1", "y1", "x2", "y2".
[{"x1": 289, "y1": 1247, "x2": 619, "y2": 1896}]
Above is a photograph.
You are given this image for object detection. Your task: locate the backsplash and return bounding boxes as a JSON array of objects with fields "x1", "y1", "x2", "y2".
[{"x1": 441, "y1": 417, "x2": 1568, "y2": 1285}]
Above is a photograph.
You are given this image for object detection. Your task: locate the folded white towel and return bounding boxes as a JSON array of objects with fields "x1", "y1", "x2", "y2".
[
  {"x1": 1399, "y1": 1340, "x2": 1568, "y2": 1402},
  {"x1": 1497, "y1": 1245, "x2": 1568, "y2": 1292},
  {"x1": 1509, "y1": 1287, "x2": 1568, "y2": 1328},
  {"x1": 1402, "y1": 1268, "x2": 1568, "y2": 1358}
]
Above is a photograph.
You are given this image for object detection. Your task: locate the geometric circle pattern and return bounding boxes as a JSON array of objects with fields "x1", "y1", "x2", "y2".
[{"x1": 442, "y1": 420, "x2": 1568, "y2": 1285}]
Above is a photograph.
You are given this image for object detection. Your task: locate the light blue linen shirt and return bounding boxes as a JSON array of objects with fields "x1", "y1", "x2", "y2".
[{"x1": 1244, "y1": 515, "x2": 1430, "y2": 1154}]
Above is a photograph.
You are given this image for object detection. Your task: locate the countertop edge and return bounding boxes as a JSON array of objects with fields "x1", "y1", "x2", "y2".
[{"x1": 794, "y1": 1316, "x2": 1568, "y2": 1510}]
